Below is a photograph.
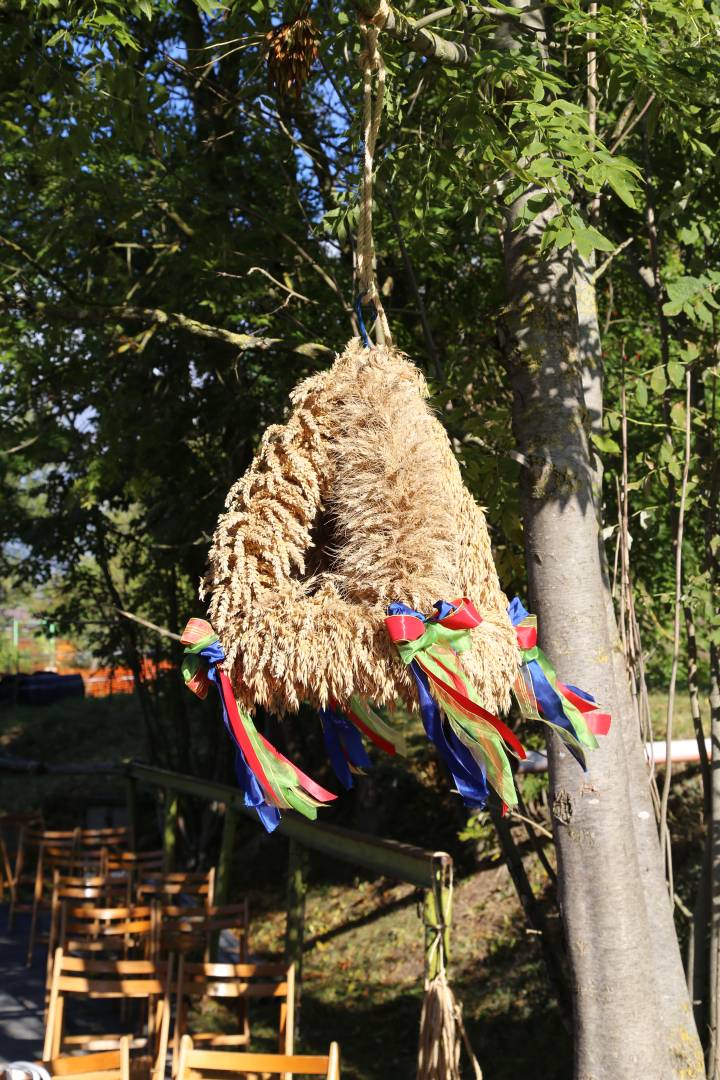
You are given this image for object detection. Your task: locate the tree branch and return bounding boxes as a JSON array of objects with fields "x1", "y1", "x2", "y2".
[
  {"x1": 355, "y1": 0, "x2": 475, "y2": 65},
  {"x1": 3, "y1": 294, "x2": 333, "y2": 360}
]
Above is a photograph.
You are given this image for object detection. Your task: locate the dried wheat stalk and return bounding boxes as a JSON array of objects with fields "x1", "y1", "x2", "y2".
[{"x1": 202, "y1": 340, "x2": 518, "y2": 715}]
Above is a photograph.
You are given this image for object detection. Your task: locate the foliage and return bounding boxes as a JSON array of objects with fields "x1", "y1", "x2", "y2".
[{"x1": 0, "y1": 0, "x2": 717, "y2": 755}]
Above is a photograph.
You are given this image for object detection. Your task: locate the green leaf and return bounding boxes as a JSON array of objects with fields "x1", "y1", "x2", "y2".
[
  {"x1": 635, "y1": 379, "x2": 648, "y2": 408},
  {"x1": 650, "y1": 367, "x2": 667, "y2": 395},
  {"x1": 591, "y1": 433, "x2": 621, "y2": 455},
  {"x1": 574, "y1": 224, "x2": 614, "y2": 259},
  {"x1": 670, "y1": 402, "x2": 686, "y2": 430},
  {"x1": 46, "y1": 27, "x2": 68, "y2": 46},
  {"x1": 667, "y1": 360, "x2": 684, "y2": 388},
  {"x1": 605, "y1": 169, "x2": 637, "y2": 209},
  {"x1": 663, "y1": 300, "x2": 684, "y2": 317}
]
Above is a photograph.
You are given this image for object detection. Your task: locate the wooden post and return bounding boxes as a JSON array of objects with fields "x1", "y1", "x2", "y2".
[
  {"x1": 125, "y1": 775, "x2": 138, "y2": 851},
  {"x1": 285, "y1": 838, "x2": 308, "y2": 1029},
  {"x1": 209, "y1": 804, "x2": 239, "y2": 961},
  {"x1": 163, "y1": 787, "x2": 178, "y2": 872},
  {"x1": 214, "y1": 804, "x2": 238, "y2": 907},
  {"x1": 423, "y1": 857, "x2": 452, "y2": 982}
]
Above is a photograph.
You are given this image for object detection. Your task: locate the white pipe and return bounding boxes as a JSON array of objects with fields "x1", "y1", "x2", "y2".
[{"x1": 517, "y1": 738, "x2": 710, "y2": 775}]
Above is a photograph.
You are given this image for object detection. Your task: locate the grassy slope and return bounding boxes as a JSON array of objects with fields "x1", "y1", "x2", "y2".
[{"x1": 0, "y1": 694, "x2": 146, "y2": 820}]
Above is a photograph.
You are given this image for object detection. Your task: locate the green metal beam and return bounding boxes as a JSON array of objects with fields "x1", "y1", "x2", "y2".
[{"x1": 128, "y1": 761, "x2": 449, "y2": 888}]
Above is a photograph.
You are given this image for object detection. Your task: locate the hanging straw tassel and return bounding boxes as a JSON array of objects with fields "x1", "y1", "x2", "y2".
[
  {"x1": 417, "y1": 860, "x2": 483, "y2": 1080},
  {"x1": 417, "y1": 971, "x2": 462, "y2": 1080}
]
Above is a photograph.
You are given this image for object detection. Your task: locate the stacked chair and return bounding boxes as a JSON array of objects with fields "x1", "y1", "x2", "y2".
[{"x1": 2, "y1": 814, "x2": 341, "y2": 1079}]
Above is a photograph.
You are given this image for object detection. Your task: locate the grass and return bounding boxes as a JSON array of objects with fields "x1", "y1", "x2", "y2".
[
  {"x1": 0, "y1": 694, "x2": 146, "y2": 821},
  {"x1": 648, "y1": 689, "x2": 696, "y2": 740}
]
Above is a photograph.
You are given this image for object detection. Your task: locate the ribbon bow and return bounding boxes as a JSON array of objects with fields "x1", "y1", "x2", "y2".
[
  {"x1": 386, "y1": 598, "x2": 524, "y2": 809},
  {"x1": 181, "y1": 619, "x2": 336, "y2": 833},
  {"x1": 509, "y1": 597, "x2": 610, "y2": 767}
]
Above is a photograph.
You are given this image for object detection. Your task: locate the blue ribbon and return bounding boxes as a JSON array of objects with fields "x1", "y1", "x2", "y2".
[
  {"x1": 508, "y1": 596, "x2": 585, "y2": 769},
  {"x1": 319, "y1": 707, "x2": 372, "y2": 790},
  {"x1": 194, "y1": 638, "x2": 280, "y2": 833},
  {"x1": 387, "y1": 601, "x2": 491, "y2": 808}
]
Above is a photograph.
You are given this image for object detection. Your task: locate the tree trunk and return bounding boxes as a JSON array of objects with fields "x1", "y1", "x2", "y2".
[
  {"x1": 501, "y1": 202, "x2": 696, "y2": 1077},
  {"x1": 575, "y1": 253, "x2": 704, "y2": 1073}
]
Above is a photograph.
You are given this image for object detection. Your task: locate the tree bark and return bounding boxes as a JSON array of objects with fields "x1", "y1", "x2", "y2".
[
  {"x1": 575, "y1": 253, "x2": 704, "y2": 1074},
  {"x1": 502, "y1": 201, "x2": 698, "y2": 1077}
]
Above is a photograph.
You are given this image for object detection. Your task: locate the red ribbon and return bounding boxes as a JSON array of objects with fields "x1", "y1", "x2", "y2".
[
  {"x1": 259, "y1": 733, "x2": 337, "y2": 803},
  {"x1": 344, "y1": 706, "x2": 397, "y2": 757},
  {"x1": 385, "y1": 596, "x2": 484, "y2": 645},
  {"x1": 557, "y1": 683, "x2": 612, "y2": 736},
  {"x1": 218, "y1": 671, "x2": 278, "y2": 803}
]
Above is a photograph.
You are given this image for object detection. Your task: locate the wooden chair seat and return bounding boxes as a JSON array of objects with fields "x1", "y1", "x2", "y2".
[
  {"x1": 176, "y1": 1036, "x2": 340, "y2": 1080},
  {"x1": 39, "y1": 1038, "x2": 131, "y2": 1080}
]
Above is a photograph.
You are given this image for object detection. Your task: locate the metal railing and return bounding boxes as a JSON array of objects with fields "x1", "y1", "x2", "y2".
[{"x1": 1, "y1": 754, "x2": 453, "y2": 997}]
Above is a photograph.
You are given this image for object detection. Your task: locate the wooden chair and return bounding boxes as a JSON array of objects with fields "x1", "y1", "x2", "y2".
[
  {"x1": 77, "y1": 828, "x2": 129, "y2": 855},
  {"x1": 40, "y1": 1037, "x2": 131, "y2": 1080},
  {"x1": 9, "y1": 826, "x2": 78, "y2": 929},
  {"x1": 104, "y1": 851, "x2": 165, "y2": 895},
  {"x1": 176, "y1": 1035, "x2": 340, "y2": 1080},
  {"x1": 158, "y1": 902, "x2": 249, "y2": 962},
  {"x1": 28, "y1": 845, "x2": 105, "y2": 963},
  {"x1": 45, "y1": 875, "x2": 135, "y2": 1002},
  {"x1": 43, "y1": 949, "x2": 173, "y2": 1080},
  {"x1": 136, "y1": 869, "x2": 215, "y2": 908},
  {"x1": 0, "y1": 811, "x2": 42, "y2": 906},
  {"x1": 57, "y1": 903, "x2": 158, "y2": 960},
  {"x1": 172, "y1": 959, "x2": 294, "y2": 1075}
]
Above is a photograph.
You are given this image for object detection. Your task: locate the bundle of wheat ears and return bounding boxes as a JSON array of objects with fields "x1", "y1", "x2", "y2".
[{"x1": 202, "y1": 339, "x2": 518, "y2": 718}]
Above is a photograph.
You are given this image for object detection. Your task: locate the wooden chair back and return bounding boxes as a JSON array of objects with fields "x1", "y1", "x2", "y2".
[
  {"x1": 45, "y1": 874, "x2": 134, "y2": 1000},
  {"x1": 8, "y1": 825, "x2": 76, "y2": 926},
  {"x1": 43, "y1": 948, "x2": 173, "y2": 1080},
  {"x1": 172, "y1": 958, "x2": 294, "y2": 1073},
  {"x1": 59, "y1": 902, "x2": 158, "y2": 959},
  {"x1": 137, "y1": 869, "x2": 215, "y2": 906},
  {"x1": 27, "y1": 845, "x2": 105, "y2": 963},
  {"x1": 158, "y1": 902, "x2": 249, "y2": 962},
  {"x1": 77, "y1": 827, "x2": 129, "y2": 852},
  {"x1": 176, "y1": 1035, "x2": 340, "y2": 1080},
  {"x1": 102, "y1": 850, "x2": 163, "y2": 899},
  {"x1": 41, "y1": 1037, "x2": 131, "y2": 1080}
]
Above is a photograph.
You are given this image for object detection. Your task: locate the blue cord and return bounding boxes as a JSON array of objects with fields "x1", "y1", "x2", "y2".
[{"x1": 354, "y1": 293, "x2": 375, "y2": 348}]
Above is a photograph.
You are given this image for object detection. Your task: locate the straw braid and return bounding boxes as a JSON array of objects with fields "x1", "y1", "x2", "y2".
[{"x1": 357, "y1": 2, "x2": 392, "y2": 344}]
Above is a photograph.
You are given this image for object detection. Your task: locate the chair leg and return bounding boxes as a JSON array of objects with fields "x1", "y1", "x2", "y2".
[
  {"x1": 0, "y1": 836, "x2": 8, "y2": 902},
  {"x1": 8, "y1": 838, "x2": 25, "y2": 930},
  {"x1": 26, "y1": 862, "x2": 43, "y2": 965}
]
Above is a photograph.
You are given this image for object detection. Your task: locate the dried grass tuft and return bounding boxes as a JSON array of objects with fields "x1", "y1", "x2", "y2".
[{"x1": 202, "y1": 340, "x2": 518, "y2": 715}]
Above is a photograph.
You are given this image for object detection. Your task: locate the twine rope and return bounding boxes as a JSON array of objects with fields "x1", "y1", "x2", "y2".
[
  {"x1": 417, "y1": 860, "x2": 483, "y2": 1080},
  {"x1": 357, "y1": 1, "x2": 392, "y2": 345}
]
